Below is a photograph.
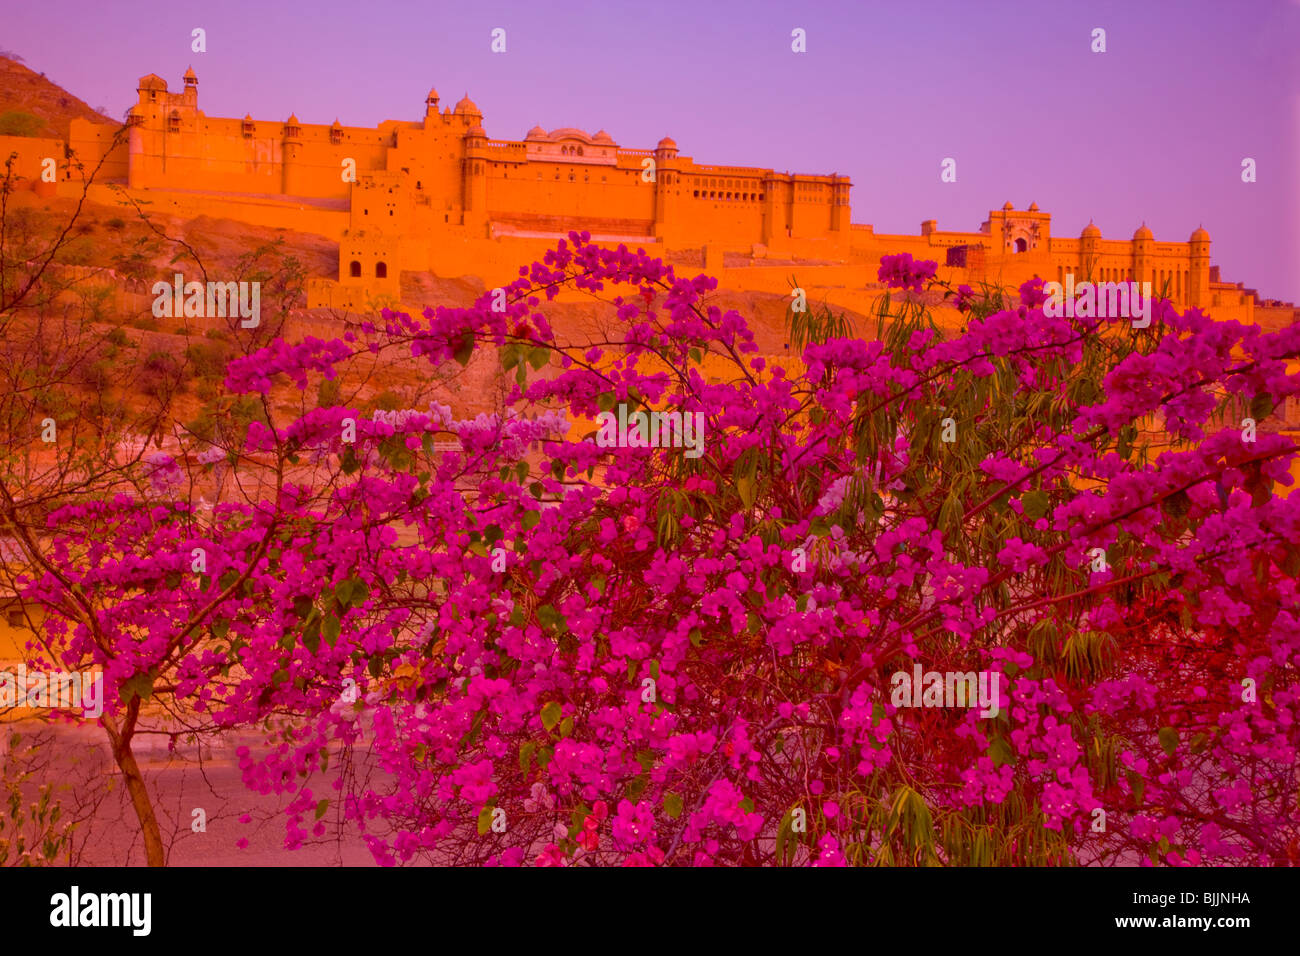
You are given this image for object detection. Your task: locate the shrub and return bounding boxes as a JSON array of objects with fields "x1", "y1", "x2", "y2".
[
  {"x1": 25, "y1": 236, "x2": 1300, "y2": 868},
  {"x1": 0, "y1": 111, "x2": 44, "y2": 137}
]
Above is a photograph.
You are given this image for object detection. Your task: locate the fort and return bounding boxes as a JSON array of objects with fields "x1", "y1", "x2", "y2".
[{"x1": 0, "y1": 67, "x2": 1291, "y2": 331}]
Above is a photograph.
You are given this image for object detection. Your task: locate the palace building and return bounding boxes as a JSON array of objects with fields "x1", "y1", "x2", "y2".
[{"x1": 54, "y1": 69, "x2": 1295, "y2": 329}]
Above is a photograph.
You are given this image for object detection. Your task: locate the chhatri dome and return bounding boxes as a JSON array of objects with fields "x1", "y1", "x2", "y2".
[
  {"x1": 1190, "y1": 225, "x2": 1210, "y2": 242},
  {"x1": 1081, "y1": 220, "x2": 1101, "y2": 238},
  {"x1": 1133, "y1": 223, "x2": 1153, "y2": 240},
  {"x1": 454, "y1": 94, "x2": 482, "y2": 117},
  {"x1": 657, "y1": 136, "x2": 677, "y2": 150}
]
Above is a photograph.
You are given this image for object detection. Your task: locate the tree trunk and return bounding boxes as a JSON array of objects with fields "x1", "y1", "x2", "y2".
[{"x1": 104, "y1": 713, "x2": 165, "y2": 866}]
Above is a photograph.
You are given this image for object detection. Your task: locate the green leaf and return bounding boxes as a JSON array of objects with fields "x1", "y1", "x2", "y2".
[
  {"x1": 521, "y1": 510, "x2": 541, "y2": 532},
  {"x1": 477, "y1": 805, "x2": 494, "y2": 836},
  {"x1": 528, "y1": 346, "x2": 550, "y2": 370},
  {"x1": 541, "y1": 701, "x2": 562, "y2": 732},
  {"x1": 519, "y1": 741, "x2": 537, "y2": 773},
  {"x1": 737, "y1": 475, "x2": 755, "y2": 509},
  {"x1": 536, "y1": 604, "x2": 566, "y2": 633},
  {"x1": 1123, "y1": 771, "x2": 1145, "y2": 808},
  {"x1": 776, "y1": 810, "x2": 797, "y2": 865},
  {"x1": 453, "y1": 330, "x2": 475, "y2": 367},
  {"x1": 688, "y1": 347, "x2": 702, "y2": 363},
  {"x1": 688, "y1": 627, "x2": 703, "y2": 648},
  {"x1": 987, "y1": 736, "x2": 1015, "y2": 768},
  {"x1": 314, "y1": 799, "x2": 329, "y2": 821},
  {"x1": 322, "y1": 614, "x2": 341, "y2": 647},
  {"x1": 1158, "y1": 726, "x2": 1179, "y2": 758},
  {"x1": 597, "y1": 392, "x2": 616, "y2": 413},
  {"x1": 626, "y1": 772, "x2": 649, "y2": 801},
  {"x1": 340, "y1": 446, "x2": 360, "y2": 475},
  {"x1": 1021, "y1": 490, "x2": 1050, "y2": 520},
  {"x1": 559, "y1": 716, "x2": 573, "y2": 738},
  {"x1": 302, "y1": 615, "x2": 322, "y2": 654},
  {"x1": 119, "y1": 672, "x2": 154, "y2": 704},
  {"x1": 663, "y1": 792, "x2": 684, "y2": 819}
]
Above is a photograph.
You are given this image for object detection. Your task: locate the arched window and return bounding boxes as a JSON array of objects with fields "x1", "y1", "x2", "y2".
[
  {"x1": 576, "y1": 146, "x2": 584, "y2": 156},
  {"x1": 349, "y1": 261, "x2": 361, "y2": 277},
  {"x1": 1013, "y1": 237, "x2": 1025, "y2": 252},
  {"x1": 168, "y1": 110, "x2": 181, "y2": 132},
  {"x1": 375, "y1": 262, "x2": 387, "y2": 279}
]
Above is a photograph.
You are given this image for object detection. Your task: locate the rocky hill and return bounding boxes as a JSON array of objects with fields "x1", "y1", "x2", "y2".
[{"x1": 0, "y1": 53, "x2": 114, "y2": 138}]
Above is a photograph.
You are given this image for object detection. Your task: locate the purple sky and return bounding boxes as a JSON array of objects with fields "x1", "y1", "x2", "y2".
[{"x1": 7, "y1": 0, "x2": 1298, "y2": 302}]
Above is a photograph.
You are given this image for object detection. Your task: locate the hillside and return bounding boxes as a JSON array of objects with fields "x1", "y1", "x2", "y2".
[{"x1": 0, "y1": 53, "x2": 114, "y2": 138}]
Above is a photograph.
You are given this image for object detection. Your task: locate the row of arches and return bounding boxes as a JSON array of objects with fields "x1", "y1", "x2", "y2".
[
  {"x1": 693, "y1": 190, "x2": 763, "y2": 202},
  {"x1": 1055, "y1": 265, "x2": 1191, "y2": 298},
  {"x1": 349, "y1": 261, "x2": 387, "y2": 278}
]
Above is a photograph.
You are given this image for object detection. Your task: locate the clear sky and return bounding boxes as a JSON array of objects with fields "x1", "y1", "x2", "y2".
[{"x1": 5, "y1": 0, "x2": 1298, "y2": 302}]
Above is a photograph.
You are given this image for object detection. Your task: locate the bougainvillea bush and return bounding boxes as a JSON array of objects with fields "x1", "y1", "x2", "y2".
[{"x1": 25, "y1": 235, "x2": 1300, "y2": 866}]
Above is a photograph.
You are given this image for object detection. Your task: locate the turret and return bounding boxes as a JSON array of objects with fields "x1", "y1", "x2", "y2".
[
  {"x1": 453, "y1": 94, "x2": 482, "y2": 125},
  {"x1": 282, "y1": 114, "x2": 304, "y2": 195},
  {"x1": 461, "y1": 122, "x2": 488, "y2": 233},
  {"x1": 1080, "y1": 220, "x2": 1102, "y2": 279},
  {"x1": 1189, "y1": 225, "x2": 1211, "y2": 308},
  {"x1": 1132, "y1": 222, "x2": 1153, "y2": 285},
  {"x1": 829, "y1": 173, "x2": 851, "y2": 243},
  {"x1": 652, "y1": 137, "x2": 681, "y2": 243}
]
